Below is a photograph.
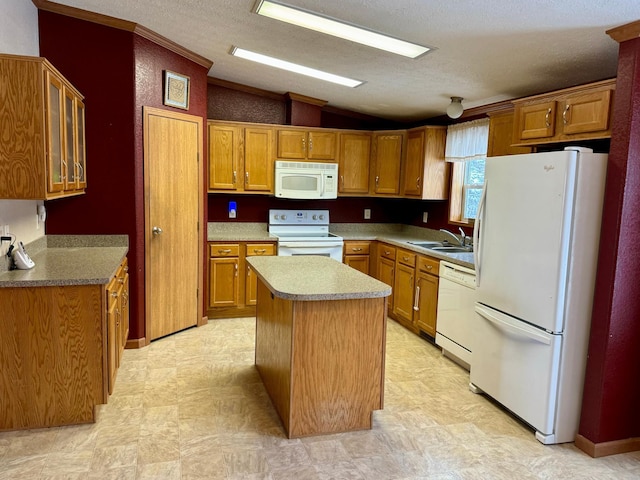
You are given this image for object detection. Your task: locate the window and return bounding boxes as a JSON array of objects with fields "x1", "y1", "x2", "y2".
[
  {"x1": 461, "y1": 157, "x2": 485, "y2": 220},
  {"x1": 445, "y1": 118, "x2": 489, "y2": 225}
]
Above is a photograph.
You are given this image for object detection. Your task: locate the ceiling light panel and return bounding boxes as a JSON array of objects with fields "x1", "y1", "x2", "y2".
[
  {"x1": 254, "y1": 0, "x2": 431, "y2": 59},
  {"x1": 230, "y1": 47, "x2": 363, "y2": 88}
]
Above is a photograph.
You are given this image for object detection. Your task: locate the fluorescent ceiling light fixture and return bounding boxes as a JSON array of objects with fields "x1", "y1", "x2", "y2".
[
  {"x1": 254, "y1": 0, "x2": 431, "y2": 59},
  {"x1": 230, "y1": 47, "x2": 363, "y2": 88}
]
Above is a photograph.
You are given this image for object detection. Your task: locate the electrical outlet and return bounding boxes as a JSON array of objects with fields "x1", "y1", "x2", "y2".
[
  {"x1": 364, "y1": 208, "x2": 371, "y2": 220},
  {"x1": 422, "y1": 212, "x2": 428, "y2": 223}
]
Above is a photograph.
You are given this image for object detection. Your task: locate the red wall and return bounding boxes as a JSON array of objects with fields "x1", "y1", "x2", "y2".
[
  {"x1": 208, "y1": 194, "x2": 451, "y2": 231},
  {"x1": 38, "y1": 10, "x2": 209, "y2": 341},
  {"x1": 579, "y1": 36, "x2": 640, "y2": 446}
]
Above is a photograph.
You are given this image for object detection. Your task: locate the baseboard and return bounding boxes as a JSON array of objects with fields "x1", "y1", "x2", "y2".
[
  {"x1": 125, "y1": 337, "x2": 146, "y2": 349},
  {"x1": 198, "y1": 315, "x2": 208, "y2": 327},
  {"x1": 575, "y1": 434, "x2": 640, "y2": 457},
  {"x1": 208, "y1": 306, "x2": 257, "y2": 319}
]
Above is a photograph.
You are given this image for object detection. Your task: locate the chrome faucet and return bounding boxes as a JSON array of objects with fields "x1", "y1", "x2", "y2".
[{"x1": 440, "y1": 228, "x2": 465, "y2": 247}]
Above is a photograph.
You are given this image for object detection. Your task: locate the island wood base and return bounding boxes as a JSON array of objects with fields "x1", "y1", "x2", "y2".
[{"x1": 254, "y1": 280, "x2": 387, "y2": 438}]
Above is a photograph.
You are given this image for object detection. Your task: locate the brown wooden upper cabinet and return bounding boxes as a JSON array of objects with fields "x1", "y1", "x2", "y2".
[
  {"x1": 512, "y1": 79, "x2": 615, "y2": 146},
  {"x1": 276, "y1": 128, "x2": 337, "y2": 161},
  {"x1": 487, "y1": 111, "x2": 533, "y2": 157},
  {"x1": 401, "y1": 126, "x2": 449, "y2": 200},
  {"x1": 371, "y1": 131, "x2": 405, "y2": 196},
  {"x1": 337, "y1": 132, "x2": 371, "y2": 195},
  {"x1": 208, "y1": 121, "x2": 274, "y2": 193},
  {"x1": 0, "y1": 53, "x2": 87, "y2": 200}
]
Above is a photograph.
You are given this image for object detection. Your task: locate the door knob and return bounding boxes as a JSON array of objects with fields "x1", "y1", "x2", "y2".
[{"x1": 152, "y1": 226, "x2": 163, "y2": 236}]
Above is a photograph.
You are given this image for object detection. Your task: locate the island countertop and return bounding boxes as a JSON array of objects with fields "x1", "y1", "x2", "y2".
[{"x1": 246, "y1": 255, "x2": 392, "y2": 301}]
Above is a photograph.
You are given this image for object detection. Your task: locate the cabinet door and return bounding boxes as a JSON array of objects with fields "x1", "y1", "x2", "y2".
[
  {"x1": 338, "y1": 133, "x2": 371, "y2": 194},
  {"x1": 106, "y1": 282, "x2": 118, "y2": 395},
  {"x1": 308, "y1": 131, "x2": 337, "y2": 160},
  {"x1": 515, "y1": 101, "x2": 556, "y2": 140},
  {"x1": 120, "y1": 266, "x2": 130, "y2": 355},
  {"x1": 561, "y1": 90, "x2": 612, "y2": 135},
  {"x1": 487, "y1": 111, "x2": 532, "y2": 157},
  {"x1": 377, "y1": 256, "x2": 395, "y2": 310},
  {"x1": 345, "y1": 255, "x2": 370, "y2": 275},
  {"x1": 63, "y1": 88, "x2": 77, "y2": 191},
  {"x1": 209, "y1": 124, "x2": 241, "y2": 190},
  {"x1": 245, "y1": 243, "x2": 276, "y2": 305},
  {"x1": 45, "y1": 70, "x2": 65, "y2": 194},
  {"x1": 209, "y1": 257, "x2": 239, "y2": 307},
  {"x1": 415, "y1": 272, "x2": 438, "y2": 337},
  {"x1": 244, "y1": 127, "x2": 273, "y2": 191},
  {"x1": 393, "y1": 262, "x2": 415, "y2": 327},
  {"x1": 372, "y1": 133, "x2": 403, "y2": 195},
  {"x1": 277, "y1": 130, "x2": 306, "y2": 159},
  {"x1": 402, "y1": 129, "x2": 425, "y2": 197},
  {"x1": 75, "y1": 100, "x2": 87, "y2": 189}
]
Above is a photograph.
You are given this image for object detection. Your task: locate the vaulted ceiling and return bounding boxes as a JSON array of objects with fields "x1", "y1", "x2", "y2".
[{"x1": 51, "y1": 0, "x2": 640, "y2": 121}]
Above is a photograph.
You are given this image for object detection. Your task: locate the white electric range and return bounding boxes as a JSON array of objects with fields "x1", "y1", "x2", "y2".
[{"x1": 268, "y1": 209, "x2": 343, "y2": 261}]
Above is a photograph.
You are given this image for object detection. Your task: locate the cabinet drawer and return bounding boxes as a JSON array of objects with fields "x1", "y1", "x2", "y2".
[
  {"x1": 209, "y1": 243, "x2": 240, "y2": 257},
  {"x1": 246, "y1": 243, "x2": 276, "y2": 256},
  {"x1": 379, "y1": 244, "x2": 396, "y2": 261},
  {"x1": 417, "y1": 256, "x2": 440, "y2": 275},
  {"x1": 397, "y1": 249, "x2": 416, "y2": 267},
  {"x1": 344, "y1": 241, "x2": 370, "y2": 255}
]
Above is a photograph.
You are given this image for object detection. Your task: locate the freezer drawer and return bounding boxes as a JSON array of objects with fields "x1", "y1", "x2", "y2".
[{"x1": 470, "y1": 303, "x2": 562, "y2": 441}]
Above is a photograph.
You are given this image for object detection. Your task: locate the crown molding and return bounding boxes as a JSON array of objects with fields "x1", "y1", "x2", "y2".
[{"x1": 32, "y1": 0, "x2": 213, "y2": 69}]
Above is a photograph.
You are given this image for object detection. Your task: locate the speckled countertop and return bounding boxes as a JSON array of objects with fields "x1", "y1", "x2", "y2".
[
  {"x1": 209, "y1": 222, "x2": 474, "y2": 269},
  {"x1": 247, "y1": 255, "x2": 391, "y2": 301},
  {"x1": 0, "y1": 235, "x2": 128, "y2": 288}
]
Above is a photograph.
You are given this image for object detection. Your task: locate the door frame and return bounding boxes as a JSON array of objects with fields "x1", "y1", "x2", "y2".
[{"x1": 142, "y1": 106, "x2": 204, "y2": 343}]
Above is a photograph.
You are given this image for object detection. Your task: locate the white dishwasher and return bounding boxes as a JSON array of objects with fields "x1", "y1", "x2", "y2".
[{"x1": 435, "y1": 261, "x2": 476, "y2": 370}]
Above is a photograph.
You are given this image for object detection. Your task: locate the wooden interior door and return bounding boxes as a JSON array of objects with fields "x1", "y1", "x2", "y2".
[{"x1": 144, "y1": 107, "x2": 203, "y2": 341}]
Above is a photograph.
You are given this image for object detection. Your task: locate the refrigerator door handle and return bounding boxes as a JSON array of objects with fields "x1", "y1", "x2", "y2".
[
  {"x1": 473, "y1": 180, "x2": 488, "y2": 286},
  {"x1": 476, "y1": 304, "x2": 552, "y2": 345}
]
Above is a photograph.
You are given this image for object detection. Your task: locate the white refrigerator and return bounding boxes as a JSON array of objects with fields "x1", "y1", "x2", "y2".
[{"x1": 470, "y1": 147, "x2": 608, "y2": 445}]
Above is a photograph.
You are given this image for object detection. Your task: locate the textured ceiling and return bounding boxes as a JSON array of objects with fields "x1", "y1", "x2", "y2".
[{"x1": 51, "y1": 0, "x2": 640, "y2": 121}]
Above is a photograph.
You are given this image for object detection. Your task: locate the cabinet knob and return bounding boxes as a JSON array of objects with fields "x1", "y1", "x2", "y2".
[
  {"x1": 352, "y1": 247, "x2": 362, "y2": 252},
  {"x1": 111, "y1": 291, "x2": 118, "y2": 298},
  {"x1": 218, "y1": 249, "x2": 232, "y2": 254},
  {"x1": 426, "y1": 265, "x2": 432, "y2": 270},
  {"x1": 152, "y1": 226, "x2": 163, "y2": 236},
  {"x1": 545, "y1": 108, "x2": 552, "y2": 128},
  {"x1": 403, "y1": 256, "x2": 409, "y2": 261}
]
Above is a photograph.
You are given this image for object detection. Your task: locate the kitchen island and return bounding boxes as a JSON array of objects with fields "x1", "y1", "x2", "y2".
[{"x1": 246, "y1": 255, "x2": 391, "y2": 438}]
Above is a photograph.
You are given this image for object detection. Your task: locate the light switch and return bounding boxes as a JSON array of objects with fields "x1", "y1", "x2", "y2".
[
  {"x1": 423, "y1": 212, "x2": 428, "y2": 223},
  {"x1": 364, "y1": 209, "x2": 371, "y2": 220},
  {"x1": 229, "y1": 201, "x2": 237, "y2": 219}
]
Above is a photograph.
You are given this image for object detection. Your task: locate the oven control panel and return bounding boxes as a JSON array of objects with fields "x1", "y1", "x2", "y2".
[{"x1": 269, "y1": 209, "x2": 330, "y2": 226}]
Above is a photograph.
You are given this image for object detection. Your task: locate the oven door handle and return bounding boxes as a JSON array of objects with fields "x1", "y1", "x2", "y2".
[{"x1": 278, "y1": 241, "x2": 343, "y2": 248}]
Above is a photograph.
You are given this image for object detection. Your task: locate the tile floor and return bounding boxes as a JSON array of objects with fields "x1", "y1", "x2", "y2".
[{"x1": 1, "y1": 317, "x2": 639, "y2": 479}]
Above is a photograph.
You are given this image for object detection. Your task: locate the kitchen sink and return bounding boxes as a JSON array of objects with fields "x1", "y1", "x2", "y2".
[
  {"x1": 409, "y1": 241, "x2": 444, "y2": 249},
  {"x1": 428, "y1": 246, "x2": 473, "y2": 253},
  {"x1": 409, "y1": 241, "x2": 473, "y2": 253}
]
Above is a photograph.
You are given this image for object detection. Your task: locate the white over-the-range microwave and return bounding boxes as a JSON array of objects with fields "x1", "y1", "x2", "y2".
[{"x1": 274, "y1": 160, "x2": 338, "y2": 200}]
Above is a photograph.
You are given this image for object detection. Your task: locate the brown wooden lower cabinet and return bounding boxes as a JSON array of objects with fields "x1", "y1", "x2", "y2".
[
  {"x1": 208, "y1": 241, "x2": 276, "y2": 318},
  {"x1": 343, "y1": 240, "x2": 371, "y2": 275},
  {"x1": 367, "y1": 242, "x2": 440, "y2": 337},
  {"x1": 0, "y1": 257, "x2": 129, "y2": 431}
]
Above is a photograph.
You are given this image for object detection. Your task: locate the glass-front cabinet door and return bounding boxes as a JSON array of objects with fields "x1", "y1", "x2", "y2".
[
  {"x1": 75, "y1": 100, "x2": 87, "y2": 189},
  {"x1": 46, "y1": 70, "x2": 65, "y2": 194},
  {"x1": 64, "y1": 88, "x2": 76, "y2": 190}
]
